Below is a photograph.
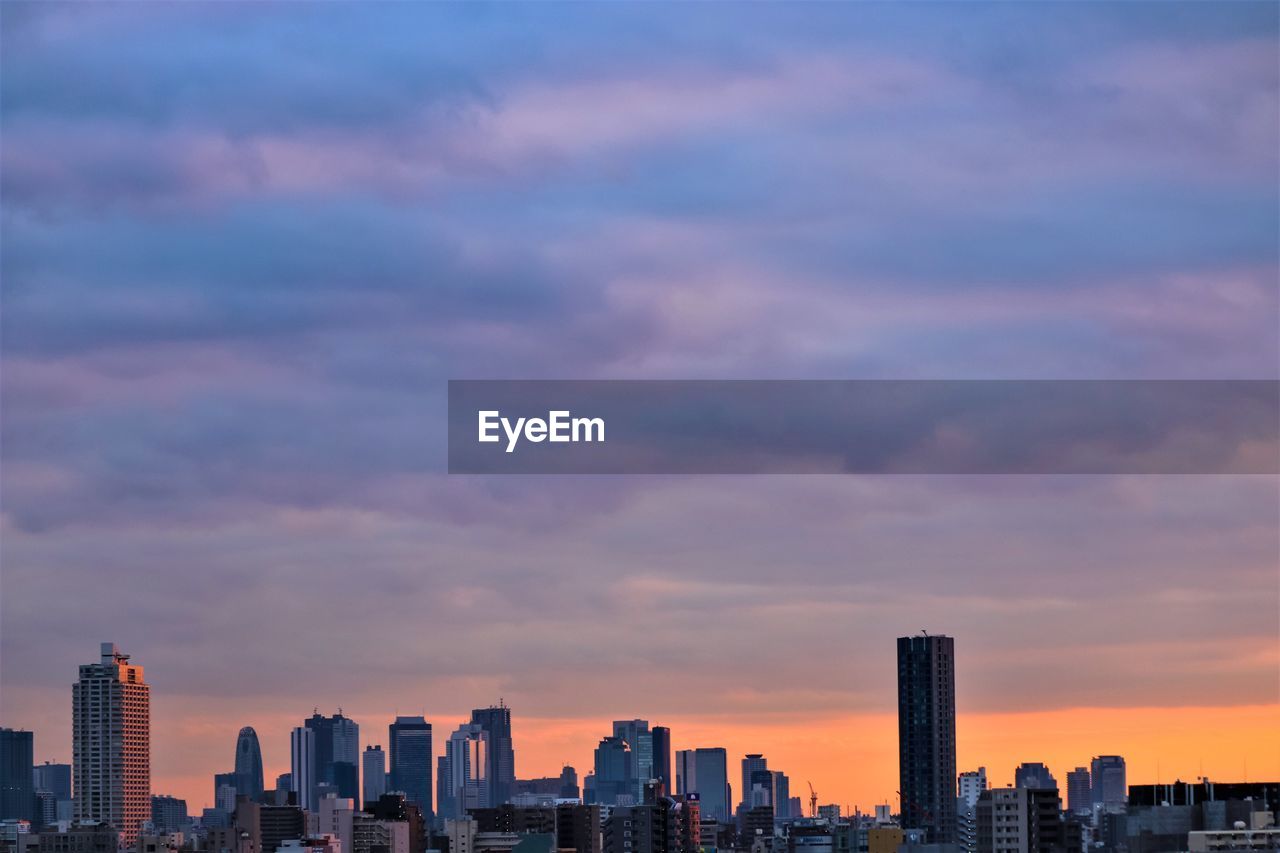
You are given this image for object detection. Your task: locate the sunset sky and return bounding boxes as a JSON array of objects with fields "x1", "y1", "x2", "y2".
[{"x1": 1, "y1": 2, "x2": 1278, "y2": 813}]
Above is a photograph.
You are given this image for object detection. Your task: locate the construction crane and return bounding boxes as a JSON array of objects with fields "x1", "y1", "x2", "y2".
[{"x1": 808, "y1": 781, "x2": 818, "y2": 818}]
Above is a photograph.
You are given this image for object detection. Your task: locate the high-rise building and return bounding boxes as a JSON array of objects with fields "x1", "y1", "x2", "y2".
[
  {"x1": 362, "y1": 747, "x2": 386, "y2": 806},
  {"x1": 771, "y1": 772, "x2": 790, "y2": 819},
  {"x1": 470, "y1": 705, "x2": 515, "y2": 808},
  {"x1": 441, "y1": 724, "x2": 489, "y2": 819},
  {"x1": 33, "y1": 763, "x2": 72, "y2": 801},
  {"x1": 1065, "y1": 768, "x2": 1090, "y2": 814},
  {"x1": 897, "y1": 633, "x2": 956, "y2": 845},
  {"x1": 612, "y1": 721, "x2": 653, "y2": 804},
  {"x1": 739, "y1": 755, "x2": 767, "y2": 813},
  {"x1": 591, "y1": 737, "x2": 633, "y2": 807},
  {"x1": 291, "y1": 727, "x2": 318, "y2": 811},
  {"x1": 651, "y1": 728, "x2": 671, "y2": 796},
  {"x1": 150, "y1": 795, "x2": 188, "y2": 833},
  {"x1": 388, "y1": 717, "x2": 432, "y2": 816},
  {"x1": 674, "y1": 748, "x2": 730, "y2": 822},
  {"x1": 305, "y1": 712, "x2": 360, "y2": 803},
  {"x1": 236, "y1": 728, "x2": 266, "y2": 801},
  {"x1": 436, "y1": 757, "x2": 453, "y2": 822},
  {"x1": 73, "y1": 643, "x2": 151, "y2": 844},
  {"x1": 1, "y1": 729, "x2": 35, "y2": 822},
  {"x1": 1014, "y1": 764, "x2": 1057, "y2": 792},
  {"x1": 1089, "y1": 757, "x2": 1125, "y2": 808}
]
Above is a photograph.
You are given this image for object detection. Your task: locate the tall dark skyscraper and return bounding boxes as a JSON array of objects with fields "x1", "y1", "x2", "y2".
[
  {"x1": 650, "y1": 727, "x2": 671, "y2": 795},
  {"x1": 739, "y1": 754, "x2": 767, "y2": 813},
  {"x1": 0, "y1": 728, "x2": 36, "y2": 822},
  {"x1": 592, "y1": 736, "x2": 633, "y2": 806},
  {"x1": 471, "y1": 704, "x2": 515, "y2": 807},
  {"x1": 305, "y1": 711, "x2": 360, "y2": 802},
  {"x1": 33, "y1": 763, "x2": 72, "y2": 801},
  {"x1": 388, "y1": 716, "x2": 432, "y2": 816},
  {"x1": 235, "y1": 727, "x2": 265, "y2": 801},
  {"x1": 675, "y1": 748, "x2": 730, "y2": 822},
  {"x1": 897, "y1": 633, "x2": 956, "y2": 844},
  {"x1": 1066, "y1": 767, "x2": 1091, "y2": 814},
  {"x1": 1090, "y1": 756, "x2": 1126, "y2": 807}
]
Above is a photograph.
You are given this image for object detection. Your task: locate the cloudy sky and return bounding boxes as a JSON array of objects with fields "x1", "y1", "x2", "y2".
[{"x1": 2, "y1": 3, "x2": 1277, "y2": 811}]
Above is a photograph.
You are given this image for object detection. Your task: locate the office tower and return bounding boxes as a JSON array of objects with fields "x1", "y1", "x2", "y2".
[
  {"x1": 305, "y1": 712, "x2": 360, "y2": 802},
  {"x1": 235, "y1": 728, "x2": 266, "y2": 801},
  {"x1": 34, "y1": 790, "x2": 57, "y2": 828},
  {"x1": 441, "y1": 724, "x2": 489, "y2": 818},
  {"x1": 0, "y1": 727, "x2": 34, "y2": 819},
  {"x1": 33, "y1": 763, "x2": 72, "y2": 801},
  {"x1": 362, "y1": 747, "x2": 386, "y2": 806},
  {"x1": 897, "y1": 633, "x2": 957, "y2": 844},
  {"x1": 651, "y1": 728, "x2": 671, "y2": 795},
  {"x1": 975, "y1": 787, "x2": 1064, "y2": 853},
  {"x1": 739, "y1": 754, "x2": 767, "y2": 812},
  {"x1": 592, "y1": 737, "x2": 633, "y2": 807},
  {"x1": 388, "y1": 717, "x2": 432, "y2": 816},
  {"x1": 612, "y1": 720, "x2": 653, "y2": 803},
  {"x1": 560, "y1": 766, "x2": 580, "y2": 800},
  {"x1": 436, "y1": 757, "x2": 453, "y2": 821},
  {"x1": 471, "y1": 705, "x2": 515, "y2": 807},
  {"x1": 150, "y1": 795, "x2": 188, "y2": 833},
  {"x1": 1014, "y1": 763, "x2": 1057, "y2": 791},
  {"x1": 1089, "y1": 757, "x2": 1126, "y2": 808},
  {"x1": 674, "y1": 748, "x2": 730, "y2": 822},
  {"x1": 771, "y1": 772, "x2": 790, "y2": 819},
  {"x1": 1, "y1": 729, "x2": 35, "y2": 822},
  {"x1": 292, "y1": 726, "x2": 318, "y2": 811},
  {"x1": 73, "y1": 643, "x2": 151, "y2": 844},
  {"x1": 1065, "y1": 768, "x2": 1090, "y2": 814}
]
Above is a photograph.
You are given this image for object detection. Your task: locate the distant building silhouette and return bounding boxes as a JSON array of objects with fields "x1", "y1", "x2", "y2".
[
  {"x1": 674, "y1": 748, "x2": 730, "y2": 822},
  {"x1": 471, "y1": 705, "x2": 516, "y2": 808},
  {"x1": 0, "y1": 728, "x2": 35, "y2": 822},
  {"x1": 1066, "y1": 768, "x2": 1090, "y2": 814},
  {"x1": 388, "y1": 716, "x2": 432, "y2": 817},
  {"x1": 591, "y1": 737, "x2": 633, "y2": 806},
  {"x1": 291, "y1": 726, "x2": 317, "y2": 811},
  {"x1": 236, "y1": 727, "x2": 266, "y2": 801},
  {"x1": 612, "y1": 721, "x2": 653, "y2": 804},
  {"x1": 1090, "y1": 756, "x2": 1126, "y2": 808},
  {"x1": 305, "y1": 712, "x2": 360, "y2": 802},
  {"x1": 651, "y1": 727, "x2": 672, "y2": 797},
  {"x1": 1015, "y1": 763, "x2": 1058, "y2": 791},
  {"x1": 897, "y1": 633, "x2": 957, "y2": 844},
  {"x1": 362, "y1": 746, "x2": 386, "y2": 806}
]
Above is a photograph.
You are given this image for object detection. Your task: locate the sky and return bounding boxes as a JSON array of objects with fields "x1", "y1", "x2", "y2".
[{"x1": 1, "y1": 2, "x2": 1278, "y2": 813}]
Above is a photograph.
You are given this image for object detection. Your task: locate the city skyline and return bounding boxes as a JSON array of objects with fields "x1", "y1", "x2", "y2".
[
  {"x1": 2, "y1": 0, "x2": 1277, "y2": 831},
  {"x1": 3, "y1": 637, "x2": 1274, "y2": 819}
]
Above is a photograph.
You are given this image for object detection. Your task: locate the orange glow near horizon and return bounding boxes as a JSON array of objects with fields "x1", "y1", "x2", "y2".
[{"x1": 150, "y1": 703, "x2": 1280, "y2": 813}]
